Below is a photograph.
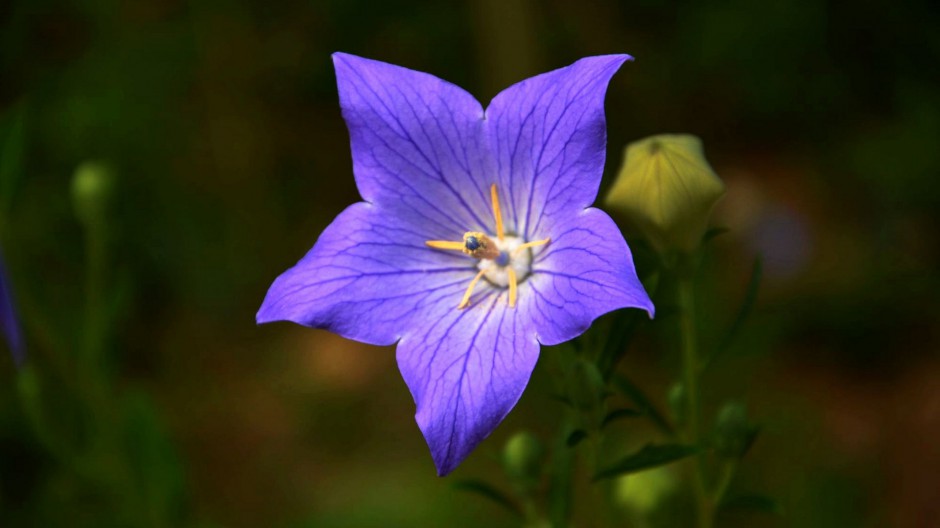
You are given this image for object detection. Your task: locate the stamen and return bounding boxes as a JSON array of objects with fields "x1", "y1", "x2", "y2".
[
  {"x1": 507, "y1": 267, "x2": 518, "y2": 308},
  {"x1": 490, "y1": 184, "x2": 505, "y2": 242},
  {"x1": 426, "y1": 240, "x2": 466, "y2": 251},
  {"x1": 511, "y1": 237, "x2": 551, "y2": 257},
  {"x1": 458, "y1": 268, "x2": 488, "y2": 309}
]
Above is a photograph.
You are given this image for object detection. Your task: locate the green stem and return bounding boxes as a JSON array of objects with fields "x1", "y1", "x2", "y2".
[{"x1": 678, "y1": 272, "x2": 711, "y2": 528}]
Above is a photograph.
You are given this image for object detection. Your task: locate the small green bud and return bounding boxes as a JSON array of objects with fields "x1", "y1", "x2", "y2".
[
  {"x1": 614, "y1": 465, "x2": 677, "y2": 514},
  {"x1": 566, "y1": 359, "x2": 606, "y2": 411},
  {"x1": 667, "y1": 382, "x2": 686, "y2": 427},
  {"x1": 503, "y1": 431, "x2": 544, "y2": 480},
  {"x1": 71, "y1": 161, "x2": 115, "y2": 226},
  {"x1": 713, "y1": 401, "x2": 758, "y2": 459},
  {"x1": 605, "y1": 134, "x2": 726, "y2": 255}
]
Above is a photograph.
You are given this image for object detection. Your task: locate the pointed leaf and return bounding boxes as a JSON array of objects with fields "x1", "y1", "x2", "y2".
[
  {"x1": 601, "y1": 408, "x2": 643, "y2": 429},
  {"x1": 703, "y1": 226, "x2": 729, "y2": 243},
  {"x1": 719, "y1": 493, "x2": 783, "y2": 516},
  {"x1": 708, "y1": 256, "x2": 763, "y2": 367},
  {"x1": 612, "y1": 374, "x2": 674, "y2": 435},
  {"x1": 597, "y1": 307, "x2": 643, "y2": 380},
  {"x1": 593, "y1": 443, "x2": 700, "y2": 481},
  {"x1": 0, "y1": 103, "x2": 26, "y2": 216},
  {"x1": 453, "y1": 479, "x2": 521, "y2": 517},
  {"x1": 566, "y1": 429, "x2": 588, "y2": 448},
  {"x1": 548, "y1": 427, "x2": 575, "y2": 526}
]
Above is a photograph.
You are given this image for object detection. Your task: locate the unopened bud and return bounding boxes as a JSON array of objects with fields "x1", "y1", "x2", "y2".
[
  {"x1": 503, "y1": 431, "x2": 544, "y2": 480},
  {"x1": 605, "y1": 134, "x2": 725, "y2": 254},
  {"x1": 615, "y1": 465, "x2": 677, "y2": 515},
  {"x1": 567, "y1": 359, "x2": 606, "y2": 411},
  {"x1": 667, "y1": 382, "x2": 686, "y2": 427},
  {"x1": 713, "y1": 401, "x2": 758, "y2": 459},
  {"x1": 71, "y1": 161, "x2": 115, "y2": 226}
]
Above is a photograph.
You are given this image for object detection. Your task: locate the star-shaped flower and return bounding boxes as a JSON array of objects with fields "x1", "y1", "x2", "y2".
[{"x1": 258, "y1": 53, "x2": 654, "y2": 475}]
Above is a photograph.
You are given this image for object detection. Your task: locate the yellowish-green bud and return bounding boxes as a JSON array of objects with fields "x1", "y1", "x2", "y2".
[
  {"x1": 605, "y1": 134, "x2": 725, "y2": 254},
  {"x1": 614, "y1": 465, "x2": 677, "y2": 514},
  {"x1": 71, "y1": 161, "x2": 115, "y2": 226},
  {"x1": 502, "y1": 431, "x2": 544, "y2": 480}
]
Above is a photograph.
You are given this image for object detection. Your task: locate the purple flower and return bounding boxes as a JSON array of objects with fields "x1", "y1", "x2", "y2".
[
  {"x1": 0, "y1": 250, "x2": 24, "y2": 364},
  {"x1": 258, "y1": 53, "x2": 654, "y2": 475}
]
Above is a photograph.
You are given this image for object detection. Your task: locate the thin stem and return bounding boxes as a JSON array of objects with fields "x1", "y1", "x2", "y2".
[{"x1": 678, "y1": 272, "x2": 711, "y2": 528}]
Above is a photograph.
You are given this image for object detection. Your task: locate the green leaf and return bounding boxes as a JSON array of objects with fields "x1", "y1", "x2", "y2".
[
  {"x1": 597, "y1": 308, "x2": 643, "y2": 381},
  {"x1": 719, "y1": 493, "x2": 783, "y2": 516},
  {"x1": 548, "y1": 427, "x2": 575, "y2": 526},
  {"x1": 600, "y1": 408, "x2": 643, "y2": 429},
  {"x1": 708, "y1": 256, "x2": 763, "y2": 367},
  {"x1": 452, "y1": 479, "x2": 521, "y2": 517},
  {"x1": 122, "y1": 391, "x2": 187, "y2": 525},
  {"x1": 566, "y1": 429, "x2": 588, "y2": 448},
  {"x1": 703, "y1": 226, "x2": 729, "y2": 243},
  {"x1": 611, "y1": 374, "x2": 674, "y2": 435},
  {"x1": 593, "y1": 443, "x2": 700, "y2": 481},
  {"x1": 0, "y1": 102, "x2": 27, "y2": 218}
]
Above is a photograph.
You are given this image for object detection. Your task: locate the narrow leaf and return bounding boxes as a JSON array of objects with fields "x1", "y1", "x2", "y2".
[
  {"x1": 593, "y1": 443, "x2": 700, "y2": 481},
  {"x1": 611, "y1": 374, "x2": 674, "y2": 435},
  {"x1": 719, "y1": 493, "x2": 783, "y2": 516},
  {"x1": 566, "y1": 430, "x2": 588, "y2": 448},
  {"x1": 0, "y1": 103, "x2": 27, "y2": 216},
  {"x1": 453, "y1": 479, "x2": 521, "y2": 516},
  {"x1": 597, "y1": 308, "x2": 643, "y2": 380},
  {"x1": 601, "y1": 408, "x2": 643, "y2": 429},
  {"x1": 548, "y1": 427, "x2": 575, "y2": 526},
  {"x1": 708, "y1": 256, "x2": 763, "y2": 367},
  {"x1": 703, "y1": 226, "x2": 729, "y2": 243}
]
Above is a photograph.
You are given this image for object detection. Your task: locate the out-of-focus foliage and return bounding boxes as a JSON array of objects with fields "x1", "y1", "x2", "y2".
[{"x1": 0, "y1": 0, "x2": 937, "y2": 527}]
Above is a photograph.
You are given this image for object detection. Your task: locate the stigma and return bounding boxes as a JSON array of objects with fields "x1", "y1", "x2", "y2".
[{"x1": 425, "y1": 184, "x2": 550, "y2": 309}]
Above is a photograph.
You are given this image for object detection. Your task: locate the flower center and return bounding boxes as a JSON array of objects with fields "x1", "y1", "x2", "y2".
[
  {"x1": 476, "y1": 235, "x2": 532, "y2": 287},
  {"x1": 425, "y1": 184, "x2": 549, "y2": 309}
]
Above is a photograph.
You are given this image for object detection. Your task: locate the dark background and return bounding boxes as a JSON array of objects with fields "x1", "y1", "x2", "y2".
[{"x1": 0, "y1": 0, "x2": 938, "y2": 526}]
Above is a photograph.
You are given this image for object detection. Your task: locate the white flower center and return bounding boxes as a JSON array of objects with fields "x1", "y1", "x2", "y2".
[{"x1": 477, "y1": 235, "x2": 533, "y2": 287}]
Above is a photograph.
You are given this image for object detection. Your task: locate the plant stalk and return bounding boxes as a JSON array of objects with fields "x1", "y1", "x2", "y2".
[{"x1": 678, "y1": 272, "x2": 711, "y2": 528}]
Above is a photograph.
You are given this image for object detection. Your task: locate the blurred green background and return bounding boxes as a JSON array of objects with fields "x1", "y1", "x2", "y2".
[{"x1": 1, "y1": 0, "x2": 938, "y2": 526}]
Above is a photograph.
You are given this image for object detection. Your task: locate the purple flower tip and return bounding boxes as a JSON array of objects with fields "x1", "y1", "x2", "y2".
[
  {"x1": 259, "y1": 53, "x2": 653, "y2": 475},
  {"x1": 0, "y1": 252, "x2": 24, "y2": 365}
]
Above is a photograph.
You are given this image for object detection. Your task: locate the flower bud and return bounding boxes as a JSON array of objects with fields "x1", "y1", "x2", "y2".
[
  {"x1": 712, "y1": 401, "x2": 758, "y2": 459},
  {"x1": 71, "y1": 161, "x2": 115, "y2": 227},
  {"x1": 667, "y1": 382, "x2": 686, "y2": 427},
  {"x1": 502, "y1": 431, "x2": 544, "y2": 481},
  {"x1": 614, "y1": 465, "x2": 677, "y2": 515},
  {"x1": 566, "y1": 359, "x2": 606, "y2": 412},
  {"x1": 605, "y1": 134, "x2": 725, "y2": 254}
]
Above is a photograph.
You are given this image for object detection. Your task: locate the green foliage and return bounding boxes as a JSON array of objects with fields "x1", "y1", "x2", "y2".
[
  {"x1": 593, "y1": 444, "x2": 701, "y2": 481},
  {"x1": 611, "y1": 374, "x2": 674, "y2": 436},
  {"x1": 718, "y1": 493, "x2": 783, "y2": 516},
  {"x1": 452, "y1": 479, "x2": 521, "y2": 517},
  {"x1": 0, "y1": 102, "x2": 26, "y2": 219}
]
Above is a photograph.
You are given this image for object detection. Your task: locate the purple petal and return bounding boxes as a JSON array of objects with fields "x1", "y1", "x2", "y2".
[
  {"x1": 523, "y1": 207, "x2": 653, "y2": 346},
  {"x1": 0, "y1": 252, "x2": 24, "y2": 364},
  {"x1": 257, "y1": 202, "x2": 476, "y2": 345},
  {"x1": 333, "y1": 53, "x2": 497, "y2": 241},
  {"x1": 485, "y1": 55, "x2": 632, "y2": 239},
  {"x1": 396, "y1": 290, "x2": 539, "y2": 475}
]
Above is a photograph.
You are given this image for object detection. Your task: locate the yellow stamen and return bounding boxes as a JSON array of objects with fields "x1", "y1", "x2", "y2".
[
  {"x1": 458, "y1": 268, "x2": 488, "y2": 309},
  {"x1": 490, "y1": 184, "x2": 505, "y2": 242},
  {"x1": 512, "y1": 237, "x2": 551, "y2": 257},
  {"x1": 507, "y1": 267, "x2": 518, "y2": 308},
  {"x1": 426, "y1": 240, "x2": 466, "y2": 251}
]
